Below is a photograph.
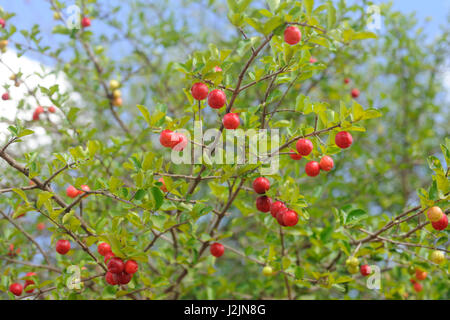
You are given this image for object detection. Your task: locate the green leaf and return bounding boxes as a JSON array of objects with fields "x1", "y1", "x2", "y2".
[{"x1": 150, "y1": 186, "x2": 164, "y2": 210}]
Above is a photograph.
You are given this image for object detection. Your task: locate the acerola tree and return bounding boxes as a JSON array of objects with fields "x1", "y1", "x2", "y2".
[{"x1": 0, "y1": 0, "x2": 448, "y2": 300}]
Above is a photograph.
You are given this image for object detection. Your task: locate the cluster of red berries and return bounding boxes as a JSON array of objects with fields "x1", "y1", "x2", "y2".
[
  {"x1": 7, "y1": 243, "x2": 21, "y2": 257},
  {"x1": 159, "y1": 129, "x2": 188, "y2": 151},
  {"x1": 252, "y1": 177, "x2": 299, "y2": 227},
  {"x1": 32, "y1": 106, "x2": 55, "y2": 121},
  {"x1": 66, "y1": 184, "x2": 90, "y2": 198},
  {"x1": 98, "y1": 242, "x2": 139, "y2": 286},
  {"x1": 426, "y1": 206, "x2": 448, "y2": 231},
  {"x1": 410, "y1": 268, "x2": 427, "y2": 293},
  {"x1": 9, "y1": 272, "x2": 37, "y2": 297}
]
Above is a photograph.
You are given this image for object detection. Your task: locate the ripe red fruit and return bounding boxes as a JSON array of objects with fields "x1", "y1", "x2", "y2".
[
  {"x1": 344, "y1": 78, "x2": 350, "y2": 84},
  {"x1": 124, "y1": 260, "x2": 138, "y2": 274},
  {"x1": 252, "y1": 177, "x2": 270, "y2": 194},
  {"x1": 223, "y1": 113, "x2": 240, "y2": 129},
  {"x1": 158, "y1": 177, "x2": 168, "y2": 192},
  {"x1": 360, "y1": 264, "x2": 371, "y2": 276},
  {"x1": 36, "y1": 222, "x2": 45, "y2": 231},
  {"x1": 256, "y1": 196, "x2": 272, "y2": 213},
  {"x1": 32, "y1": 106, "x2": 45, "y2": 121},
  {"x1": 25, "y1": 272, "x2": 37, "y2": 293},
  {"x1": 191, "y1": 82, "x2": 209, "y2": 100},
  {"x1": 104, "y1": 252, "x2": 115, "y2": 264},
  {"x1": 413, "y1": 282, "x2": 423, "y2": 293},
  {"x1": 335, "y1": 131, "x2": 353, "y2": 149},
  {"x1": 210, "y1": 242, "x2": 224, "y2": 258},
  {"x1": 56, "y1": 239, "x2": 70, "y2": 255},
  {"x1": 159, "y1": 129, "x2": 175, "y2": 148},
  {"x1": 319, "y1": 155, "x2": 334, "y2": 171},
  {"x1": 214, "y1": 66, "x2": 222, "y2": 72},
  {"x1": 270, "y1": 201, "x2": 287, "y2": 218},
  {"x1": 107, "y1": 257, "x2": 125, "y2": 274},
  {"x1": 2, "y1": 92, "x2": 10, "y2": 100},
  {"x1": 9, "y1": 283, "x2": 23, "y2": 296},
  {"x1": 117, "y1": 271, "x2": 132, "y2": 285},
  {"x1": 309, "y1": 57, "x2": 317, "y2": 64},
  {"x1": 66, "y1": 185, "x2": 79, "y2": 198},
  {"x1": 431, "y1": 214, "x2": 448, "y2": 231},
  {"x1": 283, "y1": 210, "x2": 299, "y2": 227},
  {"x1": 0, "y1": 18, "x2": 5, "y2": 29},
  {"x1": 81, "y1": 17, "x2": 91, "y2": 28},
  {"x1": 351, "y1": 88, "x2": 360, "y2": 98},
  {"x1": 305, "y1": 161, "x2": 320, "y2": 177},
  {"x1": 276, "y1": 210, "x2": 287, "y2": 226},
  {"x1": 79, "y1": 185, "x2": 90, "y2": 197},
  {"x1": 207, "y1": 89, "x2": 226, "y2": 109},
  {"x1": 415, "y1": 269, "x2": 427, "y2": 281},
  {"x1": 171, "y1": 132, "x2": 188, "y2": 151},
  {"x1": 296, "y1": 139, "x2": 313, "y2": 156},
  {"x1": 105, "y1": 272, "x2": 118, "y2": 285},
  {"x1": 409, "y1": 278, "x2": 416, "y2": 284},
  {"x1": 289, "y1": 149, "x2": 302, "y2": 160},
  {"x1": 48, "y1": 106, "x2": 56, "y2": 113},
  {"x1": 284, "y1": 26, "x2": 301, "y2": 45},
  {"x1": 97, "y1": 242, "x2": 112, "y2": 256}
]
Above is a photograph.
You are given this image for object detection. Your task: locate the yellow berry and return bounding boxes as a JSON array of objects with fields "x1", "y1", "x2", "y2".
[
  {"x1": 262, "y1": 266, "x2": 273, "y2": 276},
  {"x1": 430, "y1": 250, "x2": 445, "y2": 265},
  {"x1": 426, "y1": 206, "x2": 443, "y2": 222}
]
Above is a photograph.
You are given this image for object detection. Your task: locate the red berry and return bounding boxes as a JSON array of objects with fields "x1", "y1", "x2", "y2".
[
  {"x1": 431, "y1": 214, "x2": 448, "y2": 231},
  {"x1": 305, "y1": 161, "x2": 320, "y2": 177},
  {"x1": 413, "y1": 282, "x2": 423, "y2": 293},
  {"x1": 319, "y1": 155, "x2": 334, "y2": 171},
  {"x1": 35, "y1": 106, "x2": 45, "y2": 114},
  {"x1": 309, "y1": 57, "x2": 317, "y2": 64},
  {"x1": 0, "y1": 18, "x2": 5, "y2": 29},
  {"x1": 252, "y1": 177, "x2": 270, "y2": 194},
  {"x1": 351, "y1": 88, "x2": 360, "y2": 98},
  {"x1": 223, "y1": 113, "x2": 240, "y2": 130},
  {"x1": 107, "y1": 257, "x2": 125, "y2": 274},
  {"x1": 117, "y1": 271, "x2": 132, "y2": 285},
  {"x1": 360, "y1": 264, "x2": 371, "y2": 276},
  {"x1": 171, "y1": 132, "x2": 188, "y2": 151},
  {"x1": 207, "y1": 89, "x2": 226, "y2": 109},
  {"x1": 81, "y1": 17, "x2": 91, "y2": 28},
  {"x1": 335, "y1": 131, "x2": 353, "y2": 149},
  {"x1": 104, "y1": 252, "x2": 115, "y2": 264},
  {"x1": 344, "y1": 78, "x2": 350, "y2": 84},
  {"x1": 415, "y1": 269, "x2": 427, "y2": 281},
  {"x1": 97, "y1": 242, "x2": 112, "y2": 256},
  {"x1": 66, "y1": 185, "x2": 79, "y2": 198},
  {"x1": 159, "y1": 129, "x2": 175, "y2": 148},
  {"x1": 56, "y1": 239, "x2": 70, "y2": 255},
  {"x1": 210, "y1": 242, "x2": 224, "y2": 257},
  {"x1": 283, "y1": 210, "x2": 299, "y2": 227},
  {"x1": 296, "y1": 139, "x2": 313, "y2": 156},
  {"x1": 276, "y1": 210, "x2": 287, "y2": 226},
  {"x1": 270, "y1": 201, "x2": 287, "y2": 218},
  {"x1": 289, "y1": 149, "x2": 302, "y2": 160},
  {"x1": 37, "y1": 222, "x2": 45, "y2": 231},
  {"x1": 191, "y1": 82, "x2": 209, "y2": 100},
  {"x1": 410, "y1": 278, "x2": 416, "y2": 284},
  {"x1": 9, "y1": 283, "x2": 23, "y2": 296},
  {"x1": 32, "y1": 111, "x2": 40, "y2": 121},
  {"x1": 25, "y1": 272, "x2": 37, "y2": 293},
  {"x1": 256, "y1": 196, "x2": 272, "y2": 213},
  {"x1": 214, "y1": 66, "x2": 222, "y2": 72},
  {"x1": 124, "y1": 260, "x2": 138, "y2": 274},
  {"x1": 2, "y1": 92, "x2": 10, "y2": 100},
  {"x1": 158, "y1": 177, "x2": 168, "y2": 193},
  {"x1": 48, "y1": 106, "x2": 56, "y2": 113},
  {"x1": 284, "y1": 26, "x2": 301, "y2": 45},
  {"x1": 79, "y1": 185, "x2": 90, "y2": 197},
  {"x1": 105, "y1": 272, "x2": 118, "y2": 285}
]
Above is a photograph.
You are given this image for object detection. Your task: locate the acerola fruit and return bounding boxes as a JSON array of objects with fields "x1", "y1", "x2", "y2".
[
  {"x1": 158, "y1": 177, "x2": 168, "y2": 193},
  {"x1": 117, "y1": 271, "x2": 132, "y2": 285},
  {"x1": 109, "y1": 79, "x2": 120, "y2": 90},
  {"x1": 262, "y1": 266, "x2": 273, "y2": 276},
  {"x1": 104, "y1": 252, "x2": 115, "y2": 264},
  {"x1": 191, "y1": 82, "x2": 209, "y2": 100},
  {"x1": 0, "y1": 40, "x2": 8, "y2": 50},
  {"x1": 56, "y1": 239, "x2": 71, "y2": 255},
  {"x1": 309, "y1": 57, "x2": 317, "y2": 64},
  {"x1": 105, "y1": 272, "x2": 118, "y2": 285},
  {"x1": 256, "y1": 196, "x2": 272, "y2": 213},
  {"x1": 270, "y1": 201, "x2": 287, "y2": 218},
  {"x1": 124, "y1": 260, "x2": 138, "y2": 274},
  {"x1": 284, "y1": 26, "x2": 301, "y2": 45},
  {"x1": 2, "y1": 92, "x2": 9, "y2": 100},
  {"x1": 415, "y1": 269, "x2": 427, "y2": 281},
  {"x1": 296, "y1": 138, "x2": 313, "y2": 156},
  {"x1": 348, "y1": 265, "x2": 359, "y2": 274},
  {"x1": 25, "y1": 272, "x2": 37, "y2": 293},
  {"x1": 410, "y1": 278, "x2": 416, "y2": 284},
  {"x1": 81, "y1": 17, "x2": 91, "y2": 28},
  {"x1": 283, "y1": 210, "x2": 299, "y2": 227},
  {"x1": 252, "y1": 177, "x2": 270, "y2": 194},
  {"x1": 351, "y1": 88, "x2": 360, "y2": 98},
  {"x1": 66, "y1": 185, "x2": 79, "y2": 198},
  {"x1": 37, "y1": 222, "x2": 45, "y2": 231},
  {"x1": 214, "y1": 66, "x2": 222, "y2": 72},
  {"x1": 223, "y1": 113, "x2": 240, "y2": 130},
  {"x1": 210, "y1": 242, "x2": 224, "y2": 258},
  {"x1": 426, "y1": 206, "x2": 443, "y2": 223},
  {"x1": 431, "y1": 214, "x2": 448, "y2": 231},
  {"x1": 335, "y1": 131, "x2": 353, "y2": 149},
  {"x1": 9, "y1": 283, "x2": 23, "y2": 296},
  {"x1": 360, "y1": 264, "x2": 371, "y2": 276},
  {"x1": 346, "y1": 257, "x2": 359, "y2": 268},
  {"x1": 429, "y1": 250, "x2": 445, "y2": 265},
  {"x1": 97, "y1": 242, "x2": 112, "y2": 256},
  {"x1": 276, "y1": 210, "x2": 287, "y2": 226},
  {"x1": 79, "y1": 185, "x2": 90, "y2": 197},
  {"x1": 159, "y1": 129, "x2": 174, "y2": 148},
  {"x1": 289, "y1": 149, "x2": 302, "y2": 160},
  {"x1": 0, "y1": 18, "x2": 5, "y2": 29},
  {"x1": 112, "y1": 89, "x2": 121, "y2": 98},
  {"x1": 319, "y1": 155, "x2": 334, "y2": 171},
  {"x1": 305, "y1": 161, "x2": 320, "y2": 177},
  {"x1": 171, "y1": 132, "x2": 188, "y2": 151},
  {"x1": 32, "y1": 106, "x2": 45, "y2": 121},
  {"x1": 112, "y1": 97, "x2": 123, "y2": 107},
  {"x1": 344, "y1": 78, "x2": 350, "y2": 84},
  {"x1": 48, "y1": 106, "x2": 56, "y2": 113},
  {"x1": 413, "y1": 282, "x2": 423, "y2": 293},
  {"x1": 207, "y1": 89, "x2": 226, "y2": 109},
  {"x1": 107, "y1": 257, "x2": 125, "y2": 274}
]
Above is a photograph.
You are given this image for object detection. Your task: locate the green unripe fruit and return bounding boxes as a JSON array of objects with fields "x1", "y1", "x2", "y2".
[
  {"x1": 262, "y1": 266, "x2": 273, "y2": 276},
  {"x1": 346, "y1": 256, "x2": 359, "y2": 268}
]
